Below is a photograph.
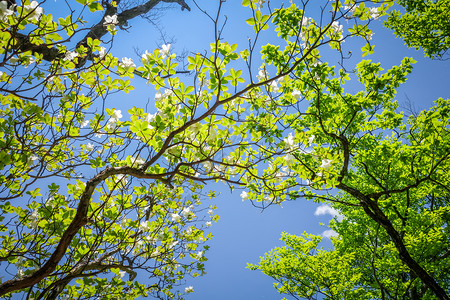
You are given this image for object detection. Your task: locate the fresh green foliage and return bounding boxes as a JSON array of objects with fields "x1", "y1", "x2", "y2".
[
  {"x1": 385, "y1": 0, "x2": 450, "y2": 58},
  {"x1": 250, "y1": 98, "x2": 450, "y2": 299}
]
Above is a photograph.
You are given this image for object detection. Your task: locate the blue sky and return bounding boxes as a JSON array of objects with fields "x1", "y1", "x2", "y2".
[
  {"x1": 99, "y1": 1, "x2": 450, "y2": 299},
  {"x1": 8, "y1": 0, "x2": 449, "y2": 299}
]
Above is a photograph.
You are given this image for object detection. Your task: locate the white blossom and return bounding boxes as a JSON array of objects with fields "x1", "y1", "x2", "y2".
[
  {"x1": 240, "y1": 191, "x2": 249, "y2": 201},
  {"x1": 368, "y1": 7, "x2": 380, "y2": 20},
  {"x1": 111, "y1": 109, "x2": 123, "y2": 121},
  {"x1": 133, "y1": 155, "x2": 145, "y2": 166},
  {"x1": 80, "y1": 120, "x2": 89, "y2": 128},
  {"x1": 116, "y1": 174, "x2": 128, "y2": 185},
  {"x1": 185, "y1": 286, "x2": 194, "y2": 294},
  {"x1": 98, "y1": 47, "x2": 107, "y2": 59},
  {"x1": 146, "y1": 112, "x2": 157, "y2": 123},
  {"x1": 64, "y1": 51, "x2": 78, "y2": 61},
  {"x1": 103, "y1": 15, "x2": 119, "y2": 27},
  {"x1": 292, "y1": 90, "x2": 302, "y2": 100},
  {"x1": 308, "y1": 134, "x2": 315, "y2": 146},
  {"x1": 269, "y1": 80, "x2": 279, "y2": 93},
  {"x1": 118, "y1": 270, "x2": 126, "y2": 278},
  {"x1": 0, "y1": 1, "x2": 14, "y2": 22},
  {"x1": 206, "y1": 221, "x2": 212, "y2": 227},
  {"x1": 284, "y1": 133, "x2": 296, "y2": 150},
  {"x1": 168, "y1": 241, "x2": 179, "y2": 249},
  {"x1": 139, "y1": 221, "x2": 149, "y2": 232},
  {"x1": 160, "y1": 44, "x2": 171, "y2": 59},
  {"x1": 142, "y1": 50, "x2": 151, "y2": 61},
  {"x1": 256, "y1": 68, "x2": 268, "y2": 81},
  {"x1": 196, "y1": 251, "x2": 203, "y2": 259},
  {"x1": 85, "y1": 143, "x2": 94, "y2": 152},
  {"x1": 29, "y1": 209, "x2": 39, "y2": 229},
  {"x1": 151, "y1": 248, "x2": 160, "y2": 258},
  {"x1": 181, "y1": 207, "x2": 191, "y2": 218},
  {"x1": 330, "y1": 21, "x2": 343, "y2": 36},
  {"x1": 170, "y1": 213, "x2": 181, "y2": 222},
  {"x1": 24, "y1": 1, "x2": 43, "y2": 21},
  {"x1": 120, "y1": 57, "x2": 135, "y2": 71},
  {"x1": 320, "y1": 159, "x2": 333, "y2": 171},
  {"x1": 17, "y1": 268, "x2": 24, "y2": 279}
]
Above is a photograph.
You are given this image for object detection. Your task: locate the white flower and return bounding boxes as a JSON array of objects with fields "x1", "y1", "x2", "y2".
[
  {"x1": 196, "y1": 251, "x2": 203, "y2": 259},
  {"x1": 168, "y1": 241, "x2": 179, "y2": 250},
  {"x1": 256, "y1": 69, "x2": 268, "y2": 81},
  {"x1": 368, "y1": 7, "x2": 380, "y2": 20},
  {"x1": 170, "y1": 213, "x2": 181, "y2": 222},
  {"x1": 142, "y1": 50, "x2": 151, "y2": 61},
  {"x1": 203, "y1": 161, "x2": 213, "y2": 173},
  {"x1": 120, "y1": 57, "x2": 135, "y2": 71},
  {"x1": 118, "y1": 270, "x2": 126, "y2": 278},
  {"x1": 111, "y1": 109, "x2": 122, "y2": 121},
  {"x1": 320, "y1": 159, "x2": 333, "y2": 171},
  {"x1": 344, "y1": 5, "x2": 356, "y2": 14},
  {"x1": 292, "y1": 90, "x2": 302, "y2": 100},
  {"x1": 139, "y1": 221, "x2": 149, "y2": 231},
  {"x1": 103, "y1": 14, "x2": 118, "y2": 26},
  {"x1": 181, "y1": 207, "x2": 191, "y2": 218},
  {"x1": 29, "y1": 209, "x2": 39, "y2": 229},
  {"x1": 134, "y1": 155, "x2": 145, "y2": 166},
  {"x1": 146, "y1": 112, "x2": 157, "y2": 123},
  {"x1": 17, "y1": 268, "x2": 24, "y2": 279},
  {"x1": 308, "y1": 134, "x2": 315, "y2": 145},
  {"x1": 85, "y1": 143, "x2": 94, "y2": 151},
  {"x1": 300, "y1": 16, "x2": 310, "y2": 27},
  {"x1": 284, "y1": 133, "x2": 295, "y2": 150},
  {"x1": 116, "y1": 174, "x2": 128, "y2": 185},
  {"x1": 269, "y1": 80, "x2": 279, "y2": 93},
  {"x1": 185, "y1": 286, "x2": 194, "y2": 293},
  {"x1": 64, "y1": 51, "x2": 78, "y2": 61},
  {"x1": 0, "y1": 1, "x2": 14, "y2": 22},
  {"x1": 80, "y1": 120, "x2": 89, "y2": 128},
  {"x1": 151, "y1": 248, "x2": 160, "y2": 258},
  {"x1": 98, "y1": 47, "x2": 107, "y2": 59},
  {"x1": 206, "y1": 221, "x2": 212, "y2": 227},
  {"x1": 24, "y1": 1, "x2": 43, "y2": 21},
  {"x1": 240, "y1": 191, "x2": 249, "y2": 201},
  {"x1": 208, "y1": 209, "x2": 214, "y2": 215},
  {"x1": 330, "y1": 21, "x2": 343, "y2": 36},
  {"x1": 160, "y1": 44, "x2": 171, "y2": 59}
]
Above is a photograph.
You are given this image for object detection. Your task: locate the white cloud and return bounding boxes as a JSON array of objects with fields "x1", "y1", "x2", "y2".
[
  {"x1": 322, "y1": 229, "x2": 338, "y2": 238},
  {"x1": 314, "y1": 204, "x2": 343, "y2": 221}
]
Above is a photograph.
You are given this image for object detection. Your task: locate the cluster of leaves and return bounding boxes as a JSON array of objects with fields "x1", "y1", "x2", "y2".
[{"x1": 385, "y1": 0, "x2": 450, "y2": 58}]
